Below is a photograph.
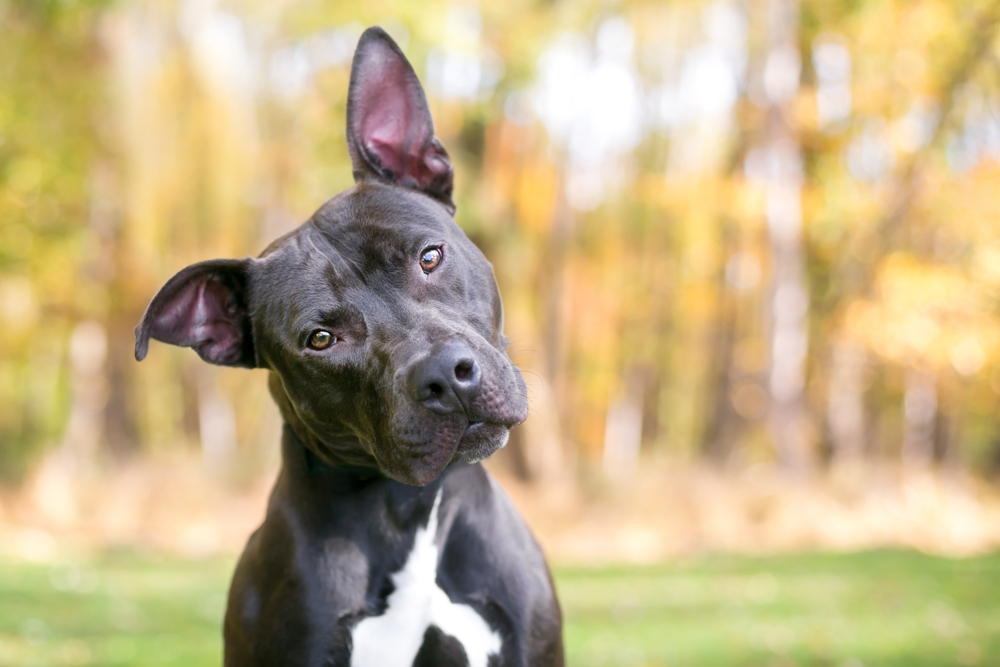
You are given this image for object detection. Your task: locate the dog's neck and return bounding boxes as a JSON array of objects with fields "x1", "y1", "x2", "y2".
[
  {"x1": 298, "y1": 435, "x2": 384, "y2": 479},
  {"x1": 274, "y1": 423, "x2": 449, "y2": 541},
  {"x1": 267, "y1": 370, "x2": 383, "y2": 471}
]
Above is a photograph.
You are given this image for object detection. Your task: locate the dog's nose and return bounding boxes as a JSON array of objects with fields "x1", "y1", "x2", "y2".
[{"x1": 407, "y1": 342, "x2": 481, "y2": 415}]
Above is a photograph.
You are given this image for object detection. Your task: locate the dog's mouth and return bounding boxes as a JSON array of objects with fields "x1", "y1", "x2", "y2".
[
  {"x1": 383, "y1": 358, "x2": 529, "y2": 481},
  {"x1": 455, "y1": 420, "x2": 512, "y2": 464},
  {"x1": 461, "y1": 420, "x2": 496, "y2": 439}
]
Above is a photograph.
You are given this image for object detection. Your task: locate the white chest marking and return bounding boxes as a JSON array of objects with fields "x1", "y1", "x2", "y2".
[{"x1": 350, "y1": 490, "x2": 502, "y2": 667}]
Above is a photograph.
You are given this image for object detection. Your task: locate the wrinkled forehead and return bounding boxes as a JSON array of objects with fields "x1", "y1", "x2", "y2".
[
  {"x1": 316, "y1": 182, "x2": 455, "y2": 253},
  {"x1": 250, "y1": 184, "x2": 461, "y2": 315},
  {"x1": 264, "y1": 183, "x2": 451, "y2": 265}
]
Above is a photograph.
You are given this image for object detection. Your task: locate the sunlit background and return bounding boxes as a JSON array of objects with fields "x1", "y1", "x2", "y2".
[{"x1": 4, "y1": 0, "x2": 1000, "y2": 665}]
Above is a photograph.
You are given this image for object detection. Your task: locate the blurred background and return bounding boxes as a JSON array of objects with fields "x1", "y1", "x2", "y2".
[{"x1": 3, "y1": 0, "x2": 1000, "y2": 665}]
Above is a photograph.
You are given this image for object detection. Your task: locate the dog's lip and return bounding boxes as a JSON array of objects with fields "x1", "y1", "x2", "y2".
[
  {"x1": 460, "y1": 420, "x2": 506, "y2": 439},
  {"x1": 463, "y1": 415, "x2": 521, "y2": 434},
  {"x1": 464, "y1": 404, "x2": 529, "y2": 430},
  {"x1": 464, "y1": 420, "x2": 488, "y2": 434},
  {"x1": 457, "y1": 420, "x2": 506, "y2": 450}
]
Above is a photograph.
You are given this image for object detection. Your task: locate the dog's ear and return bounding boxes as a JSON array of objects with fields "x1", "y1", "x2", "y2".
[
  {"x1": 347, "y1": 26, "x2": 455, "y2": 214},
  {"x1": 134, "y1": 258, "x2": 256, "y2": 368}
]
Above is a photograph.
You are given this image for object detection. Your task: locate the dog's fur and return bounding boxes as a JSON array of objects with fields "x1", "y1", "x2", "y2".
[{"x1": 135, "y1": 26, "x2": 563, "y2": 667}]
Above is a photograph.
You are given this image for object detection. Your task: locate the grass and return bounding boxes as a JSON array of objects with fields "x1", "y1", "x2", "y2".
[
  {"x1": 558, "y1": 551, "x2": 1000, "y2": 666},
  {"x1": 1, "y1": 550, "x2": 998, "y2": 666}
]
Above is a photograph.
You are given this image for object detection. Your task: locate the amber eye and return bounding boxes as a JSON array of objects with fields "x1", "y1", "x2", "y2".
[
  {"x1": 419, "y1": 247, "x2": 442, "y2": 273},
  {"x1": 307, "y1": 330, "x2": 336, "y2": 350}
]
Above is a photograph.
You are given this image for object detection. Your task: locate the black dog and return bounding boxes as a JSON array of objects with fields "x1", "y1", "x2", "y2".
[{"x1": 134, "y1": 26, "x2": 563, "y2": 667}]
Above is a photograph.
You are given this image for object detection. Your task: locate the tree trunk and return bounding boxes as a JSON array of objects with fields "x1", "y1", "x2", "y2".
[
  {"x1": 761, "y1": 0, "x2": 812, "y2": 471},
  {"x1": 701, "y1": 216, "x2": 744, "y2": 462},
  {"x1": 828, "y1": 335, "x2": 867, "y2": 464},
  {"x1": 902, "y1": 367, "x2": 937, "y2": 468}
]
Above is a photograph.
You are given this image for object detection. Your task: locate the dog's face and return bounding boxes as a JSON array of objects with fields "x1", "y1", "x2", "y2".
[
  {"x1": 249, "y1": 183, "x2": 528, "y2": 485},
  {"x1": 134, "y1": 28, "x2": 527, "y2": 486}
]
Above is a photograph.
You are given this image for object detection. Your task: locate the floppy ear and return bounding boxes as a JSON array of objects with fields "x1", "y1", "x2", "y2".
[
  {"x1": 347, "y1": 26, "x2": 455, "y2": 213},
  {"x1": 134, "y1": 258, "x2": 256, "y2": 368}
]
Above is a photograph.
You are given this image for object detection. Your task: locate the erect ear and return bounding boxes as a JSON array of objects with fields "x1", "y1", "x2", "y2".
[
  {"x1": 347, "y1": 26, "x2": 455, "y2": 214},
  {"x1": 134, "y1": 258, "x2": 256, "y2": 368}
]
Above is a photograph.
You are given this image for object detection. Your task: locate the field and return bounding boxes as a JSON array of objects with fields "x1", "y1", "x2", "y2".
[{"x1": 1, "y1": 550, "x2": 998, "y2": 666}]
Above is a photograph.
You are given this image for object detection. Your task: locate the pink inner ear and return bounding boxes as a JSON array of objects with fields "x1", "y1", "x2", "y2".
[
  {"x1": 152, "y1": 279, "x2": 245, "y2": 366},
  {"x1": 351, "y1": 42, "x2": 452, "y2": 195},
  {"x1": 360, "y1": 78, "x2": 434, "y2": 188},
  {"x1": 367, "y1": 122, "x2": 409, "y2": 176}
]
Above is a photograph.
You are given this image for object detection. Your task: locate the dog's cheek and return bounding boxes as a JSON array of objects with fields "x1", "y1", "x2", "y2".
[
  {"x1": 351, "y1": 390, "x2": 390, "y2": 446},
  {"x1": 470, "y1": 350, "x2": 529, "y2": 424},
  {"x1": 511, "y1": 367, "x2": 529, "y2": 414},
  {"x1": 500, "y1": 353, "x2": 530, "y2": 416}
]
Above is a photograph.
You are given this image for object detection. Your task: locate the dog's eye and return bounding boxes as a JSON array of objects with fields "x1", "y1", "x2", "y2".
[
  {"x1": 307, "y1": 330, "x2": 336, "y2": 350},
  {"x1": 419, "y1": 247, "x2": 442, "y2": 273}
]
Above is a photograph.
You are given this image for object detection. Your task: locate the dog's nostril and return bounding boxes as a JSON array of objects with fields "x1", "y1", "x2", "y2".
[
  {"x1": 408, "y1": 344, "x2": 479, "y2": 413},
  {"x1": 454, "y1": 360, "x2": 474, "y2": 381}
]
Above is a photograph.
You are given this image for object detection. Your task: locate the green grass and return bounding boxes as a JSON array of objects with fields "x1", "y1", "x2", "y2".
[
  {"x1": 1, "y1": 550, "x2": 998, "y2": 666},
  {"x1": 558, "y1": 551, "x2": 1000, "y2": 666}
]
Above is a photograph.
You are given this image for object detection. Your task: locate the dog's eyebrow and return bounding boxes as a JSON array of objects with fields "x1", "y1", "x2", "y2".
[
  {"x1": 312, "y1": 225, "x2": 368, "y2": 282},
  {"x1": 323, "y1": 261, "x2": 342, "y2": 287},
  {"x1": 314, "y1": 304, "x2": 366, "y2": 329}
]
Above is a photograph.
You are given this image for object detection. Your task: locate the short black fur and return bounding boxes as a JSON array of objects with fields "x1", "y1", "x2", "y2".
[{"x1": 135, "y1": 26, "x2": 563, "y2": 667}]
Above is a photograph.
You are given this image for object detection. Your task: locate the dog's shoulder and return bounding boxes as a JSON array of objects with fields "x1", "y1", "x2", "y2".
[{"x1": 436, "y1": 464, "x2": 563, "y2": 666}]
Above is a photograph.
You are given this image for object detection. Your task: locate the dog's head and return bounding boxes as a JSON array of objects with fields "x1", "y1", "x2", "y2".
[{"x1": 134, "y1": 27, "x2": 527, "y2": 486}]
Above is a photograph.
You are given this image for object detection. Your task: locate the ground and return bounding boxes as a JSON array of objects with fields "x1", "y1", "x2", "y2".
[{"x1": 1, "y1": 550, "x2": 998, "y2": 666}]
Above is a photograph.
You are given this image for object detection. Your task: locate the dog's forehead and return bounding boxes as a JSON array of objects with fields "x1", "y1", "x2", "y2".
[
  {"x1": 259, "y1": 184, "x2": 457, "y2": 275},
  {"x1": 250, "y1": 183, "x2": 490, "y2": 322},
  {"x1": 317, "y1": 182, "x2": 455, "y2": 244}
]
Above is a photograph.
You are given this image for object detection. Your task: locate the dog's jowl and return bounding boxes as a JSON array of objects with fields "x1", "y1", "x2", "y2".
[{"x1": 134, "y1": 26, "x2": 563, "y2": 667}]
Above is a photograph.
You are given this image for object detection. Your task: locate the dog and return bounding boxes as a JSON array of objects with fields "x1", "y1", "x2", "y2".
[{"x1": 134, "y1": 26, "x2": 563, "y2": 667}]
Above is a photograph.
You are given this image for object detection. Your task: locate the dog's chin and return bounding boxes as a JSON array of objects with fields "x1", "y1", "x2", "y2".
[
  {"x1": 382, "y1": 451, "x2": 454, "y2": 487},
  {"x1": 456, "y1": 422, "x2": 510, "y2": 464},
  {"x1": 381, "y1": 422, "x2": 510, "y2": 485}
]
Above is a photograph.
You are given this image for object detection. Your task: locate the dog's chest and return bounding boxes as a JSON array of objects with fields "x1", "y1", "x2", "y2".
[{"x1": 349, "y1": 491, "x2": 501, "y2": 667}]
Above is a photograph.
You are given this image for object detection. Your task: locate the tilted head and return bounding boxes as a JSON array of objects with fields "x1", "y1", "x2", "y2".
[{"x1": 134, "y1": 27, "x2": 528, "y2": 486}]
